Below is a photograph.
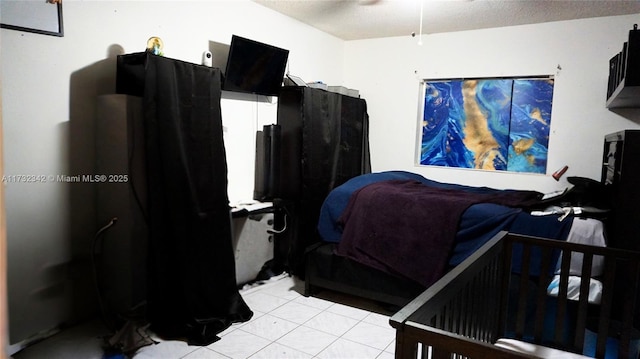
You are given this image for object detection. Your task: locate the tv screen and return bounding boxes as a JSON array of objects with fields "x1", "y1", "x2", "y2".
[{"x1": 223, "y1": 35, "x2": 289, "y2": 97}]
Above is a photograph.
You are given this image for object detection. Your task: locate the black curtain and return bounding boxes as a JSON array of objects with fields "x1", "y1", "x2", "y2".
[
  {"x1": 139, "y1": 54, "x2": 252, "y2": 345},
  {"x1": 275, "y1": 87, "x2": 371, "y2": 276}
]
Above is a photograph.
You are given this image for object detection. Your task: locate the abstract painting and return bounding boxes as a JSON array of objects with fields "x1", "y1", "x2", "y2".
[{"x1": 419, "y1": 77, "x2": 553, "y2": 174}]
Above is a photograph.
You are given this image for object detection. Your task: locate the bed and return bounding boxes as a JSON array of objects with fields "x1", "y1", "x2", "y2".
[
  {"x1": 390, "y1": 231, "x2": 640, "y2": 359},
  {"x1": 304, "y1": 171, "x2": 608, "y2": 308}
]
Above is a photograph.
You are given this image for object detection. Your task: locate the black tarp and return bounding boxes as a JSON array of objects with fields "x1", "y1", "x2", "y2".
[{"x1": 122, "y1": 53, "x2": 253, "y2": 345}]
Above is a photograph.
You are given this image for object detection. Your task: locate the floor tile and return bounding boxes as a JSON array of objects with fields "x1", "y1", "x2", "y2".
[
  {"x1": 376, "y1": 350, "x2": 396, "y2": 359},
  {"x1": 9, "y1": 275, "x2": 400, "y2": 359},
  {"x1": 292, "y1": 294, "x2": 334, "y2": 311},
  {"x1": 385, "y1": 340, "x2": 396, "y2": 353},
  {"x1": 238, "y1": 314, "x2": 299, "y2": 341},
  {"x1": 269, "y1": 300, "x2": 323, "y2": 324},
  {"x1": 218, "y1": 309, "x2": 266, "y2": 336},
  {"x1": 182, "y1": 347, "x2": 231, "y2": 358},
  {"x1": 315, "y1": 337, "x2": 383, "y2": 359},
  {"x1": 257, "y1": 278, "x2": 304, "y2": 300},
  {"x1": 248, "y1": 342, "x2": 312, "y2": 359},
  {"x1": 314, "y1": 288, "x2": 394, "y2": 315},
  {"x1": 276, "y1": 325, "x2": 338, "y2": 356},
  {"x1": 241, "y1": 292, "x2": 290, "y2": 313},
  {"x1": 206, "y1": 329, "x2": 271, "y2": 359},
  {"x1": 327, "y1": 302, "x2": 371, "y2": 321},
  {"x1": 303, "y1": 311, "x2": 359, "y2": 336},
  {"x1": 239, "y1": 273, "x2": 292, "y2": 294},
  {"x1": 133, "y1": 340, "x2": 198, "y2": 358},
  {"x1": 363, "y1": 312, "x2": 392, "y2": 328},
  {"x1": 341, "y1": 321, "x2": 396, "y2": 350}
]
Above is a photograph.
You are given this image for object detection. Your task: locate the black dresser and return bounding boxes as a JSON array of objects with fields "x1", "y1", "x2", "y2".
[{"x1": 602, "y1": 129, "x2": 640, "y2": 251}]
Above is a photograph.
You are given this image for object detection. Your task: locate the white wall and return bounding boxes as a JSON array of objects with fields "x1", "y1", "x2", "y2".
[
  {"x1": 344, "y1": 14, "x2": 640, "y2": 193},
  {"x1": 1, "y1": 0, "x2": 344, "y2": 345}
]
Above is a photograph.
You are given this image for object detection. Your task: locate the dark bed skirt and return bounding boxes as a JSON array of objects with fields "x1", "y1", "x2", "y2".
[{"x1": 304, "y1": 242, "x2": 425, "y2": 308}]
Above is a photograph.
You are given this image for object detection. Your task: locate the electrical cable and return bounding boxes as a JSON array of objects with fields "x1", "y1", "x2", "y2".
[{"x1": 266, "y1": 212, "x2": 287, "y2": 234}]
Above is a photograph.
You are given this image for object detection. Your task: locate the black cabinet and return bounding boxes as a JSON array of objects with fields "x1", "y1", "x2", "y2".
[
  {"x1": 601, "y1": 130, "x2": 640, "y2": 328},
  {"x1": 274, "y1": 86, "x2": 370, "y2": 275},
  {"x1": 601, "y1": 130, "x2": 640, "y2": 250}
]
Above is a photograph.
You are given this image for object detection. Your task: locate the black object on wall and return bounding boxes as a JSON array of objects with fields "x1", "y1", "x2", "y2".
[
  {"x1": 116, "y1": 52, "x2": 253, "y2": 345},
  {"x1": 273, "y1": 86, "x2": 371, "y2": 276}
]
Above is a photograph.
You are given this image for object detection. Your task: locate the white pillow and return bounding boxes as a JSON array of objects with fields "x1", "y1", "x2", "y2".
[{"x1": 495, "y1": 338, "x2": 592, "y2": 359}]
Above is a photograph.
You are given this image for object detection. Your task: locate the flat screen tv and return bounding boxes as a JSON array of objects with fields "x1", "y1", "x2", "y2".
[{"x1": 223, "y1": 35, "x2": 289, "y2": 97}]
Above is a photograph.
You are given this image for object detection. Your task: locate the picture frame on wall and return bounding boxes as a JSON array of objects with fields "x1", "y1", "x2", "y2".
[
  {"x1": 1, "y1": 0, "x2": 63, "y2": 37},
  {"x1": 417, "y1": 76, "x2": 554, "y2": 174}
]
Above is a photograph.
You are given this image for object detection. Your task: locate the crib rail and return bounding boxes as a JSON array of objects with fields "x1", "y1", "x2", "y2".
[
  {"x1": 390, "y1": 230, "x2": 508, "y2": 358},
  {"x1": 390, "y1": 231, "x2": 640, "y2": 359}
]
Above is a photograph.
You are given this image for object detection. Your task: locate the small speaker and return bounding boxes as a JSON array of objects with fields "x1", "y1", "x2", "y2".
[{"x1": 254, "y1": 124, "x2": 281, "y2": 201}]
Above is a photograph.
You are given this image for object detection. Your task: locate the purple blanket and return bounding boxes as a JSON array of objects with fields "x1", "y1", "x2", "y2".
[{"x1": 335, "y1": 180, "x2": 542, "y2": 287}]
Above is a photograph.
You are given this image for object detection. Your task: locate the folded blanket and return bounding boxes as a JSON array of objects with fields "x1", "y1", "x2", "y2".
[{"x1": 335, "y1": 179, "x2": 542, "y2": 287}]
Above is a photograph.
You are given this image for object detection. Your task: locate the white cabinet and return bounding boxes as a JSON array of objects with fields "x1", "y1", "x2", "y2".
[{"x1": 232, "y1": 213, "x2": 274, "y2": 285}]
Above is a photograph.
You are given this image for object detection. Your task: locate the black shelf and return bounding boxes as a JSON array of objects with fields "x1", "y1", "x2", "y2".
[
  {"x1": 606, "y1": 25, "x2": 640, "y2": 108},
  {"x1": 606, "y1": 79, "x2": 640, "y2": 108}
]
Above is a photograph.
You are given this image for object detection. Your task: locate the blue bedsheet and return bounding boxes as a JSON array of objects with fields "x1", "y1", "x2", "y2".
[{"x1": 317, "y1": 171, "x2": 573, "y2": 270}]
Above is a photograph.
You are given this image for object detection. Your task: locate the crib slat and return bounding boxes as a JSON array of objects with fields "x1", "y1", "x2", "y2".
[
  {"x1": 572, "y1": 252, "x2": 593, "y2": 352},
  {"x1": 497, "y1": 237, "x2": 514, "y2": 341},
  {"x1": 533, "y1": 246, "x2": 553, "y2": 343},
  {"x1": 462, "y1": 284, "x2": 471, "y2": 337},
  {"x1": 554, "y1": 249, "x2": 572, "y2": 345},
  {"x1": 486, "y1": 255, "x2": 500, "y2": 343},
  {"x1": 395, "y1": 328, "x2": 418, "y2": 359},
  {"x1": 470, "y1": 271, "x2": 480, "y2": 340},
  {"x1": 515, "y1": 243, "x2": 532, "y2": 339},
  {"x1": 451, "y1": 290, "x2": 460, "y2": 336},
  {"x1": 596, "y1": 257, "x2": 617, "y2": 358},
  {"x1": 618, "y1": 259, "x2": 639, "y2": 359},
  {"x1": 465, "y1": 283, "x2": 473, "y2": 338},
  {"x1": 480, "y1": 264, "x2": 494, "y2": 342}
]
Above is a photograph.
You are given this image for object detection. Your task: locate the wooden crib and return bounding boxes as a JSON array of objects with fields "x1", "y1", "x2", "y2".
[{"x1": 390, "y1": 231, "x2": 640, "y2": 359}]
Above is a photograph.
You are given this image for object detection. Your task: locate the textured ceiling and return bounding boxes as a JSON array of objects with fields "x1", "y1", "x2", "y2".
[{"x1": 253, "y1": 0, "x2": 640, "y2": 40}]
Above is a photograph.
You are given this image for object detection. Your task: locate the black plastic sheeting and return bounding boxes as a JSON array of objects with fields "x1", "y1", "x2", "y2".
[{"x1": 274, "y1": 87, "x2": 371, "y2": 276}]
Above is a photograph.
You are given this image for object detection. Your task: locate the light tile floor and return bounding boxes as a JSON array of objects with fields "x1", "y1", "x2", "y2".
[{"x1": 12, "y1": 275, "x2": 398, "y2": 359}]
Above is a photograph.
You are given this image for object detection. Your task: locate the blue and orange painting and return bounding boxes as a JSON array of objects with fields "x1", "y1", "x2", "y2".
[{"x1": 419, "y1": 77, "x2": 553, "y2": 174}]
